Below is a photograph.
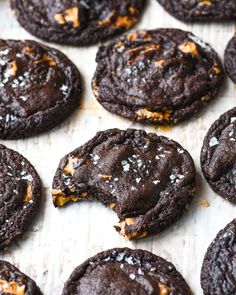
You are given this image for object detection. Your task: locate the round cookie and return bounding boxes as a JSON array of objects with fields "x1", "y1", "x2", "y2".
[
  {"x1": 224, "y1": 35, "x2": 236, "y2": 83},
  {"x1": 201, "y1": 219, "x2": 236, "y2": 295},
  {"x1": 62, "y1": 248, "x2": 192, "y2": 295},
  {"x1": 0, "y1": 39, "x2": 82, "y2": 139},
  {"x1": 10, "y1": 0, "x2": 146, "y2": 46},
  {"x1": 0, "y1": 260, "x2": 42, "y2": 294},
  {"x1": 92, "y1": 29, "x2": 224, "y2": 125},
  {"x1": 0, "y1": 144, "x2": 41, "y2": 250},
  {"x1": 201, "y1": 107, "x2": 236, "y2": 203},
  {"x1": 157, "y1": 0, "x2": 236, "y2": 22},
  {"x1": 52, "y1": 129, "x2": 196, "y2": 240}
]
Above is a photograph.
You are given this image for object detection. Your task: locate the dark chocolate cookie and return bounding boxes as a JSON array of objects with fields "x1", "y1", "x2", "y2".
[
  {"x1": 11, "y1": 0, "x2": 146, "y2": 46},
  {"x1": 201, "y1": 219, "x2": 236, "y2": 295},
  {"x1": 52, "y1": 129, "x2": 196, "y2": 240},
  {"x1": 201, "y1": 107, "x2": 236, "y2": 203},
  {"x1": 157, "y1": 0, "x2": 236, "y2": 22},
  {"x1": 0, "y1": 39, "x2": 82, "y2": 139},
  {"x1": 0, "y1": 260, "x2": 42, "y2": 294},
  {"x1": 92, "y1": 29, "x2": 224, "y2": 125},
  {"x1": 0, "y1": 144, "x2": 41, "y2": 250},
  {"x1": 225, "y1": 35, "x2": 236, "y2": 83},
  {"x1": 62, "y1": 248, "x2": 192, "y2": 295}
]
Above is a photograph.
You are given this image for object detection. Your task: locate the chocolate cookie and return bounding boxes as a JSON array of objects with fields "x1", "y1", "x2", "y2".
[
  {"x1": 157, "y1": 0, "x2": 236, "y2": 22},
  {"x1": 62, "y1": 248, "x2": 192, "y2": 295},
  {"x1": 0, "y1": 39, "x2": 82, "y2": 139},
  {"x1": 201, "y1": 107, "x2": 236, "y2": 203},
  {"x1": 52, "y1": 129, "x2": 196, "y2": 240},
  {"x1": 0, "y1": 260, "x2": 42, "y2": 294},
  {"x1": 11, "y1": 0, "x2": 146, "y2": 46},
  {"x1": 0, "y1": 144, "x2": 41, "y2": 250},
  {"x1": 92, "y1": 29, "x2": 224, "y2": 125},
  {"x1": 201, "y1": 219, "x2": 236, "y2": 295},
  {"x1": 224, "y1": 35, "x2": 236, "y2": 83}
]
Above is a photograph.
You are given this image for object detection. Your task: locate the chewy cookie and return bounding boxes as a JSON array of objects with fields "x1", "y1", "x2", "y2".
[
  {"x1": 52, "y1": 129, "x2": 196, "y2": 240},
  {"x1": 0, "y1": 39, "x2": 82, "y2": 139},
  {"x1": 157, "y1": 0, "x2": 236, "y2": 22},
  {"x1": 11, "y1": 0, "x2": 146, "y2": 46},
  {"x1": 0, "y1": 260, "x2": 42, "y2": 294},
  {"x1": 201, "y1": 219, "x2": 236, "y2": 295},
  {"x1": 201, "y1": 107, "x2": 236, "y2": 203},
  {"x1": 92, "y1": 29, "x2": 224, "y2": 125},
  {"x1": 0, "y1": 144, "x2": 41, "y2": 250},
  {"x1": 225, "y1": 35, "x2": 236, "y2": 83},
  {"x1": 62, "y1": 248, "x2": 192, "y2": 295}
]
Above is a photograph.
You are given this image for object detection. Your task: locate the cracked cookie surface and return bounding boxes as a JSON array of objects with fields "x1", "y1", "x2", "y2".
[
  {"x1": 201, "y1": 219, "x2": 236, "y2": 295},
  {"x1": 201, "y1": 107, "x2": 236, "y2": 203},
  {"x1": 92, "y1": 29, "x2": 224, "y2": 125},
  {"x1": 0, "y1": 39, "x2": 82, "y2": 139},
  {"x1": 11, "y1": 0, "x2": 146, "y2": 46},
  {"x1": 0, "y1": 260, "x2": 42, "y2": 294},
  {"x1": 157, "y1": 0, "x2": 236, "y2": 22},
  {"x1": 0, "y1": 144, "x2": 41, "y2": 250},
  {"x1": 225, "y1": 35, "x2": 236, "y2": 84},
  {"x1": 52, "y1": 129, "x2": 196, "y2": 240},
  {"x1": 62, "y1": 248, "x2": 192, "y2": 295}
]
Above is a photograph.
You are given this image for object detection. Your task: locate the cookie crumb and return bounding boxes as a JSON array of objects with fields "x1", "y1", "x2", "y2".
[{"x1": 199, "y1": 198, "x2": 210, "y2": 208}]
